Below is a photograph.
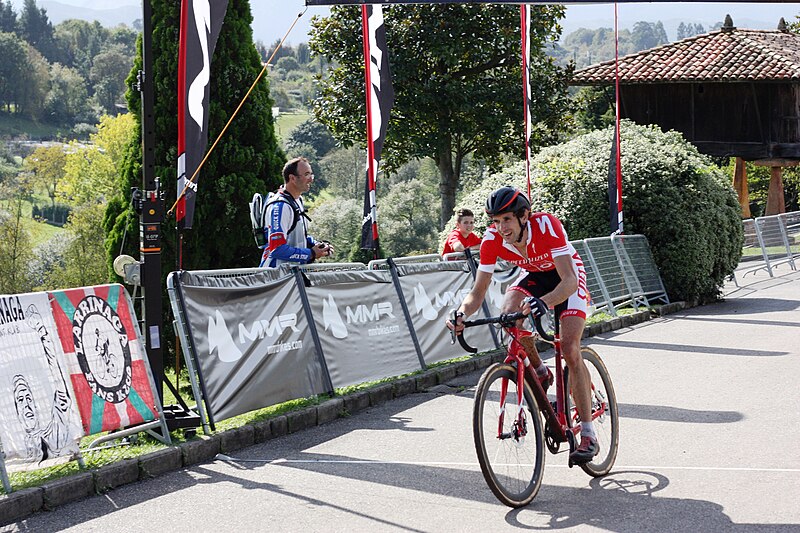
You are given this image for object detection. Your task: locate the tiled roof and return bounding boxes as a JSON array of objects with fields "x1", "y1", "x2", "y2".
[{"x1": 572, "y1": 26, "x2": 800, "y2": 84}]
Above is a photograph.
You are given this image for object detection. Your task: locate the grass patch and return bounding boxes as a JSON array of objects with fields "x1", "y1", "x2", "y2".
[
  {"x1": 0, "y1": 114, "x2": 65, "y2": 139},
  {"x1": 274, "y1": 110, "x2": 311, "y2": 143}
]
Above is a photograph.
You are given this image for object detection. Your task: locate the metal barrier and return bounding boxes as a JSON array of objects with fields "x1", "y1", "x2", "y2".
[
  {"x1": 739, "y1": 210, "x2": 799, "y2": 278},
  {"x1": 368, "y1": 253, "x2": 442, "y2": 270},
  {"x1": 612, "y1": 234, "x2": 670, "y2": 305}
]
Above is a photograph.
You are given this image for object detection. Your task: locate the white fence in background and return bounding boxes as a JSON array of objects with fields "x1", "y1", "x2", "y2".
[{"x1": 738, "y1": 210, "x2": 800, "y2": 279}]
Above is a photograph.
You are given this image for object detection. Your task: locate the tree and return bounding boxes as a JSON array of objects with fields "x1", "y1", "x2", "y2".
[
  {"x1": 379, "y1": 176, "x2": 440, "y2": 256},
  {"x1": 0, "y1": 31, "x2": 27, "y2": 112},
  {"x1": 106, "y1": 24, "x2": 137, "y2": 57},
  {"x1": 106, "y1": 0, "x2": 284, "y2": 280},
  {"x1": 285, "y1": 118, "x2": 337, "y2": 159},
  {"x1": 0, "y1": 0, "x2": 16, "y2": 34},
  {"x1": 90, "y1": 46, "x2": 132, "y2": 114},
  {"x1": 46, "y1": 63, "x2": 89, "y2": 123},
  {"x1": 573, "y1": 86, "x2": 615, "y2": 134},
  {"x1": 52, "y1": 19, "x2": 109, "y2": 78},
  {"x1": 676, "y1": 22, "x2": 687, "y2": 40},
  {"x1": 307, "y1": 196, "x2": 361, "y2": 262},
  {"x1": 319, "y1": 146, "x2": 364, "y2": 200},
  {"x1": 61, "y1": 113, "x2": 135, "y2": 204},
  {"x1": 0, "y1": 180, "x2": 34, "y2": 293},
  {"x1": 42, "y1": 204, "x2": 109, "y2": 288},
  {"x1": 16, "y1": 44, "x2": 49, "y2": 119},
  {"x1": 17, "y1": 0, "x2": 55, "y2": 60},
  {"x1": 296, "y1": 42, "x2": 310, "y2": 64},
  {"x1": 630, "y1": 21, "x2": 668, "y2": 51},
  {"x1": 24, "y1": 145, "x2": 67, "y2": 216},
  {"x1": 310, "y1": 4, "x2": 573, "y2": 229}
]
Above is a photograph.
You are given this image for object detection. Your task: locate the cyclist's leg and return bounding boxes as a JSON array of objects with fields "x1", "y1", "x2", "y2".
[
  {"x1": 503, "y1": 283, "x2": 543, "y2": 367},
  {"x1": 560, "y1": 315, "x2": 591, "y2": 423}
]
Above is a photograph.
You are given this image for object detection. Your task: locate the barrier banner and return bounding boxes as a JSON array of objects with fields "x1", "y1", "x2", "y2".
[
  {"x1": 176, "y1": 272, "x2": 326, "y2": 422},
  {"x1": 485, "y1": 264, "x2": 520, "y2": 315},
  {"x1": 0, "y1": 292, "x2": 83, "y2": 468},
  {"x1": 395, "y1": 262, "x2": 494, "y2": 365},
  {"x1": 306, "y1": 270, "x2": 421, "y2": 388},
  {"x1": 50, "y1": 285, "x2": 158, "y2": 435}
]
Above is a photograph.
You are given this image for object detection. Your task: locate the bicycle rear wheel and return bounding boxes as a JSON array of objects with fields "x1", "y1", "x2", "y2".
[
  {"x1": 473, "y1": 363, "x2": 545, "y2": 507},
  {"x1": 565, "y1": 347, "x2": 619, "y2": 477}
]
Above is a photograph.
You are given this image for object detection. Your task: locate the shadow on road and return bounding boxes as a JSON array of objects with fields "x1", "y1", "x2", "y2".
[{"x1": 504, "y1": 470, "x2": 797, "y2": 532}]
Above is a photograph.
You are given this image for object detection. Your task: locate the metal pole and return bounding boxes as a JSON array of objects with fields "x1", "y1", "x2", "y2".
[{"x1": 139, "y1": 0, "x2": 165, "y2": 401}]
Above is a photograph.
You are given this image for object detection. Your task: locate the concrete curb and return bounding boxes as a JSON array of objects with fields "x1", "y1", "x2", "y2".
[{"x1": 0, "y1": 302, "x2": 681, "y2": 525}]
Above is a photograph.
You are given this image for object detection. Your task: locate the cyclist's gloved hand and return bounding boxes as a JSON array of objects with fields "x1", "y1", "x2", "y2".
[
  {"x1": 446, "y1": 309, "x2": 465, "y2": 333},
  {"x1": 522, "y1": 296, "x2": 548, "y2": 318}
]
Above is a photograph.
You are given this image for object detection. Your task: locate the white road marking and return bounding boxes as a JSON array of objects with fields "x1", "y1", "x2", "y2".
[{"x1": 215, "y1": 455, "x2": 800, "y2": 473}]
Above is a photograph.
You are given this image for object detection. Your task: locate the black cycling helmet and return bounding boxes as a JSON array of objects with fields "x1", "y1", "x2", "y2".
[{"x1": 485, "y1": 186, "x2": 530, "y2": 217}]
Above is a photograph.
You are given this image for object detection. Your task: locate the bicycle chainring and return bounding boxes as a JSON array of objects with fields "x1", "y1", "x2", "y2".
[{"x1": 544, "y1": 420, "x2": 560, "y2": 453}]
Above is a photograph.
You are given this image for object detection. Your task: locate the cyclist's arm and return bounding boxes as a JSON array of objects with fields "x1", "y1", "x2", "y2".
[
  {"x1": 540, "y1": 254, "x2": 578, "y2": 308},
  {"x1": 458, "y1": 269, "x2": 493, "y2": 317}
]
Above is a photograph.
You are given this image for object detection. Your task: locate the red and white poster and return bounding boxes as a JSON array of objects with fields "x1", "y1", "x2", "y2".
[{"x1": 50, "y1": 285, "x2": 158, "y2": 436}]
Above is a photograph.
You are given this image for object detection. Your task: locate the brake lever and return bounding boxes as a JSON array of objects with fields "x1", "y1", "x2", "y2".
[
  {"x1": 450, "y1": 310, "x2": 477, "y2": 353},
  {"x1": 449, "y1": 309, "x2": 458, "y2": 345}
]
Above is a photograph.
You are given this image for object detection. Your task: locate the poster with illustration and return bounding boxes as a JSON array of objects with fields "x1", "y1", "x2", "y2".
[
  {"x1": 50, "y1": 284, "x2": 158, "y2": 436},
  {"x1": 0, "y1": 292, "x2": 83, "y2": 469}
]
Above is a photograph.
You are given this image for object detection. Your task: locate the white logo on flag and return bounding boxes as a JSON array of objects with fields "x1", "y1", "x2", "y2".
[
  {"x1": 207, "y1": 310, "x2": 242, "y2": 363},
  {"x1": 413, "y1": 283, "x2": 438, "y2": 321},
  {"x1": 323, "y1": 294, "x2": 348, "y2": 340},
  {"x1": 188, "y1": 0, "x2": 212, "y2": 130},
  {"x1": 413, "y1": 283, "x2": 471, "y2": 322}
]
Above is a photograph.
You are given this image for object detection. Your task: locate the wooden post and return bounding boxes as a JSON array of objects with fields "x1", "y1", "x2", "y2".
[
  {"x1": 765, "y1": 166, "x2": 786, "y2": 215},
  {"x1": 732, "y1": 157, "x2": 751, "y2": 218}
]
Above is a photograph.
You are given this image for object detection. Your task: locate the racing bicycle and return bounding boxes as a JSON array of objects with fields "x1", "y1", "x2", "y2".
[{"x1": 451, "y1": 301, "x2": 619, "y2": 507}]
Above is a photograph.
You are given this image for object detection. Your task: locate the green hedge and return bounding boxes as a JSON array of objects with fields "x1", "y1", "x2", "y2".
[{"x1": 443, "y1": 121, "x2": 743, "y2": 303}]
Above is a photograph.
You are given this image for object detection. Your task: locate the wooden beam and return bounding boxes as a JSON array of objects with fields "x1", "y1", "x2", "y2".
[
  {"x1": 765, "y1": 166, "x2": 786, "y2": 215},
  {"x1": 732, "y1": 157, "x2": 751, "y2": 218},
  {"x1": 751, "y1": 159, "x2": 800, "y2": 167}
]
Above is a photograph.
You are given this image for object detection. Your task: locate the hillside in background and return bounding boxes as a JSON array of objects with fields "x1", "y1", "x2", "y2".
[{"x1": 21, "y1": 0, "x2": 140, "y2": 27}]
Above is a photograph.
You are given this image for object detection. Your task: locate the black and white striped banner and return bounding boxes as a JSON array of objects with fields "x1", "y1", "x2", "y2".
[{"x1": 360, "y1": 4, "x2": 394, "y2": 252}]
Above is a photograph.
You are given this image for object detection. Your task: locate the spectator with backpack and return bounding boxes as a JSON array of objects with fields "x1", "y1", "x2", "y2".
[{"x1": 253, "y1": 157, "x2": 334, "y2": 268}]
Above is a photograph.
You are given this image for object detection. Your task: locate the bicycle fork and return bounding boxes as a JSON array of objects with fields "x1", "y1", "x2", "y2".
[{"x1": 497, "y1": 364, "x2": 529, "y2": 442}]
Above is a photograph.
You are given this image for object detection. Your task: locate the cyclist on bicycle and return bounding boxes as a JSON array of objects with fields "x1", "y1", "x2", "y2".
[{"x1": 446, "y1": 186, "x2": 598, "y2": 464}]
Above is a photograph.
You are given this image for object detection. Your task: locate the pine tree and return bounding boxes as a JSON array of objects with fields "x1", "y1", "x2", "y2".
[
  {"x1": 677, "y1": 22, "x2": 687, "y2": 40},
  {"x1": 0, "y1": 0, "x2": 17, "y2": 34},
  {"x1": 17, "y1": 0, "x2": 55, "y2": 60}
]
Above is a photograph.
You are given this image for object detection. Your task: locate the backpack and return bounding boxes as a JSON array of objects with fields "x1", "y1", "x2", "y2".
[{"x1": 249, "y1": 190, "x2": 305, "y2": 249}]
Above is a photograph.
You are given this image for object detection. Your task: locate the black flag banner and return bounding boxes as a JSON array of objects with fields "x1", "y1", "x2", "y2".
[
  {"x1": 177, "y1": 0, "x2": 229, "y2": 230},
  {"x1": 360, "y1": 4, "x2": 394, "y2": 251}
]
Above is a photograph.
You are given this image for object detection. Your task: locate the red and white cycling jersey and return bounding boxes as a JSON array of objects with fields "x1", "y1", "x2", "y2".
[{"x1": 478, "y1": 212, "x2": 577, "y2": 274}]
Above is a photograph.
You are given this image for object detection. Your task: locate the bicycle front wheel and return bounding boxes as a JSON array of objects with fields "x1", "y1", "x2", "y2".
[
  {"x1": 566, "y1": 347, "x2": 619, "y2": 477},
  {"x1": 473, "y1": 363, "x2": 545, "y2": 507}
]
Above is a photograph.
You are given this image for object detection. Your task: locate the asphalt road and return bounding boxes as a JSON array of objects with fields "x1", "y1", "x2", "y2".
[{"x1": 6, "y1": 267, "x2": 800, "y2": 532}]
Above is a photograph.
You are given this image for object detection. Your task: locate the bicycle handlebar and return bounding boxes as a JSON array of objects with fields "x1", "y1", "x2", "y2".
[{"x1": 449, "y1": 301, "x2": 555, "y2": 354}]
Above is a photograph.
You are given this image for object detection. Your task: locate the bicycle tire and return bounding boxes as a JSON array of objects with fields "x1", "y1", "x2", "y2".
[
  {"x1": 473, "y1": 363, "x2": 545, "y2": 507},
  {"x1": 564, "y1": 346, "x2": 619, "y2": 477}
]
